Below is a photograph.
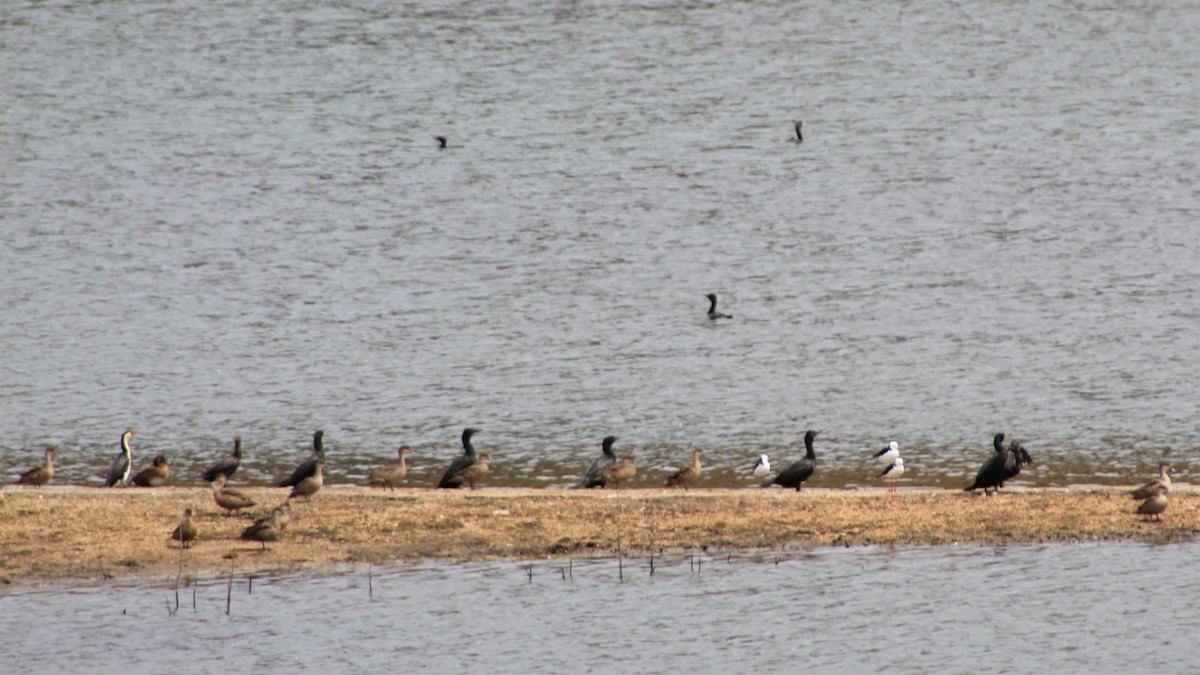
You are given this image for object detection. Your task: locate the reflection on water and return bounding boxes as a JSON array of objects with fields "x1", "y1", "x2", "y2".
[{"x1": 1, "y1": 542, "x2": 1193, "y2": 672}]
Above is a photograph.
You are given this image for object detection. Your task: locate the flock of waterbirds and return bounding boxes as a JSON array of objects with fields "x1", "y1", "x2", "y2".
[
  {"x1": 8, "y1": 421, "x2": 1178, "y2": 554},
  {"x1": 5, "y1": 294, "x2": 1178, "y2": 549}
]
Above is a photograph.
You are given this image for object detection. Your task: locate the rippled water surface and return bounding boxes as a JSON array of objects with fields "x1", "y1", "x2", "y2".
[
  {"x1": 3, "y1": 0, "x2": 1199, "y2": 489},
  {"x1": 2, "y1": 542, "x2": 1196, "y2": 673}
]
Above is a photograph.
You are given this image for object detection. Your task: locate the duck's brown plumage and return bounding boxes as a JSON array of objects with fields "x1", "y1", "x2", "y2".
[
  {"x1": 1137, "y1": 486, "x2": 1168, "y2": 521},
  {"x1": 1131, "y1": 463, "x2": 1171, "y2": 500},
  {"x1": 131, "y1": 454, "x2": 170, "y2": 487},
  {"x1": 289, "y1": 461, "x2": 324, "y2": 502},
  {"x1": 171, "y1": 507, "x2": 198, "y2": 548},
  {"x1": 452, "y1": 453, "x2": 490, "y2": 490},
  {"x1": 665, "y1": 449, "x2": 703, "y2": 490},
  {"x1": 211, "y1": 473, "x2": 256, "y2": 515},
  {"x1": 16, "y1": 447, "x2": 55, "y2": 487},
  {"x1": 601, "y1": 456, "x2": 636, "y2": 489},
  {"x1": 367, "y1": 446, "x2": 411, "y2": 490},
  {"x1": 241, "y1": 510, "x2": 283, "y2": 550}
]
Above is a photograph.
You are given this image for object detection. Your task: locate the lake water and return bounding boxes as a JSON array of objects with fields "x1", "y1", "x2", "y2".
[
  {"x1": 2, "y1": 0, "x2": 1198, "y2": 492},
  {"x1": 1, "y1": 541, "x2": 1196, "y2": 673}
]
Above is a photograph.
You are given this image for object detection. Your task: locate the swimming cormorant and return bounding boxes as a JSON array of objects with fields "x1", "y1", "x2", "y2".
[
  {"x1": 706, "y1": 293, "x2": 732, "y2": 320},
  {"x1": 277, "y1": 430, "x2": 325, "y2": 488},
  {"x1": 765, "y1": 430, "x2": 819, "y2": 491},
  {"x1": 794, "y1": 120, "x2": 805, "y2": 143},
  {"x1": 574, "y1": 436, "x2": 618, "y2": 489},
  {"x1": 201, "y1": 435, "x2": 243, "y2": 482},
  {"x1": 436, "y1": 135, "x2": 447, "y2": 149},
  {"x1": 438, "y1": 428, "x2": 480, "y2": 489},
  {"x1": 104, "y1": 430, "x2": 136, "y2": 487}
]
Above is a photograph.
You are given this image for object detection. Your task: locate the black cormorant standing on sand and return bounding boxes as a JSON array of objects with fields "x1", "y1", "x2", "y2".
[
  {"x1": 965, "y1": 433, "x2": 1011, "y2": 495},
  {"x1": 765, "y1": 430, "x2": 819, "y2": 491},
  {"x1": 105, "y1": 430, "x2": 136, "y2": 487},
  {"x1": 574, "y1": 436, "x2": 618, "y2": 488},
  {"x1": 706, "y1": 293, "x2": 732, "y2": 320},
  {"x1": 278, "y1": 430, "x2": 325, "y2": 488},
  {"x1": 201, "y1": 435, "x2": 243, "y2": 482},
  {"x1": 438, "y1": 428, "x2": 480, "y2": 489}
]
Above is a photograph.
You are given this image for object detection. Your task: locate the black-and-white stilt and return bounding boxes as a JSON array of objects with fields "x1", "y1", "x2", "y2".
[
  {"x1": 882, "y1": 457, "x2": 904, "y2": 508},
  {"x1": 753, "y1": 454, "x2": 771, "y2": 480},
  {"x1": 873, "y1": 440, "x2": 900, "y2": 465}
]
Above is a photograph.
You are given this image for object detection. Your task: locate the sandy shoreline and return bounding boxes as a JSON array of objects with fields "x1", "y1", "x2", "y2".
[{"x1": 1, "y1": 486, "x2": 1196, "y2": 584}]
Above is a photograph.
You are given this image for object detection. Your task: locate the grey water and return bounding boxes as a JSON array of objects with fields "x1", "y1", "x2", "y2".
[
  {"x1": 2, "y1": 541, "x2": 1197, "y2": 673},
  {"x1": 3, "y1": 0, "x2": 1200, "y2": 492}
]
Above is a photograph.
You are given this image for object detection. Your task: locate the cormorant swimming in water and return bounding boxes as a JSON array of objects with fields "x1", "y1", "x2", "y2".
[
  {"x1": 105, "y1": 430, "x2": 136, "y2": 487},
  {"x1": 574, "y1": 436, "x2": 618, "y2": 489},
  {"x1": 436, "y1": 135, "x2": 447, "y2": 149},
  {"x1": 706, "y1": 293, "x2": 732, "y2": 320},
  {"x1": 438, "y1": 428, "x2": 480, "y2": 489},
  {"x1": 794, "y1": 120, "x2": 805, "y2": 143},
  {"x1": 277, "y1": 430, "x2": 325, "y2": 488},
  {"x1": 765, "y1": 430, "x2": 819, "y2": 491}
]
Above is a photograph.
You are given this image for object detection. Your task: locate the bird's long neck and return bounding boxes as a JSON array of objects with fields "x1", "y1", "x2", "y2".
[
  {"x1": 602, "y1": 439, "x2": 616, "y2": 458},
  {"x1": 708, "y1": 296, "x2": 718, "y2": 313},
  {"x1": 233, "y1": 437, "x2": 242, "y2": 459},
  {"x1": 463, "y1": 434, "x2": 477, "y2": 460},
  {"x1": 313, "y1": 432, "x2": 325, "y2": 458},
  {"x1": 804, "y1": 436, "x2": 816, "y2": 460},
  {"x1": 121, "y1": 433, "x2": 132, "y2": 458}
]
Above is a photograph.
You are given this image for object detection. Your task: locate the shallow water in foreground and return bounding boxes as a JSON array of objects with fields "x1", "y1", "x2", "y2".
[{"x1": 1, "y1": 542, "x2": 1195, "y2": 673}]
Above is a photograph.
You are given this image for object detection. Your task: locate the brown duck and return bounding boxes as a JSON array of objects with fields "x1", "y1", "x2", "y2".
[
  {"x1": 289, "y1": 460, "x2": 324, "y2": 502},
  {"x1": 241, "y1": 509, "x2": 282, "y2": 550},
  {"x1": 665, "y1": 449, "x2": 703, "y2": 490},
  {"x1": 452, "y1": 453, "x2": 490, "y2": 490},
  {"x1": 367, "y1": 446, "x2": 412, "y2": 490},
  {"x1": 212, "y1": 473, "x2": 257, "y2": 516},
  {"x1": 1131, "y1": 463, "x2": 1171, "y2": 500},
  {"x1": 131, "y1": 454, "x2": 170, "y2": 487},
  {"x1": 16, "y1": 447, "x2": 55, "y2": 487},
  {"x1": 1137, "y1": 485, "x2": 1168, "y2": 522},
  {"x1": 601, "y1": 456, "x2": 636, "y2": 489},
  {"x1": 171, "y1": 507, "x2": 198, "y2": 548}
]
